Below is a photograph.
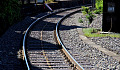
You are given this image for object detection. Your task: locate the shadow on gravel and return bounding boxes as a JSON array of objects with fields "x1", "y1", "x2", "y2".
[
  {"x1": 0, "y1": 30, "x2": 25, "y2": 70},
  {"x1": 0, "y1": 16, "x2": 37, "y2": 70},
  {"x1": 59, "y1": 25, "x2": 85, "y2": 30},
  {"x1": 0, "y1": 13, "x2": 49, "y2": 70},
  {"x1": 48, "y1": 14, "x2": 64, "y2": 18},
  {"x1": 32, "y1": 20, "x2": 84, "y2": 31},
  {"x1": 26, "y1": 33, "x2": 61, "y2": 70},
  {"x1": 27, "y1": 37, "x2": 61, "y2": 50}
]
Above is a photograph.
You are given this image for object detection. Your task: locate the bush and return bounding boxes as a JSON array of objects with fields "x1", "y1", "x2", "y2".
[
  {"x1": 78, "y1": 18, "x2": 83, "y2": 23},
  {"x1": 0, "y1": 0, "x2": 21, "y2": 35},
  {"x1": 86, "y1": 11, "x2": 96, "y2": 24},
  {"x1": 81, "y1": 6, "x2": 90, "y2": 15},
  {"x1": 81, "y1": 6, "x2": 95, "y2": 25},
  {"x1": 94, "y1": 0, "x2": 103, "y2": 14},
  {"x1": 94, "y1": 10, "x2": 101, "y2": 14}
]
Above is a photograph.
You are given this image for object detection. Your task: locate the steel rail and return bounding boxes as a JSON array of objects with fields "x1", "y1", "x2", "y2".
[
  {"x1": 23, "y1": 5, "x2": 91, "y2": 70},
  {"x1": 56, "y1": 5, "x2": 92, "y2": 70},
  {"x1": 22, "y1": 6, "x2": 82, "y2": 70},
  {"x1": 23, "y1": 12, "x2": 51, "y2": 70},
  {"x1": 56, "y1": 8, "x2": 84, "y2": 70}
]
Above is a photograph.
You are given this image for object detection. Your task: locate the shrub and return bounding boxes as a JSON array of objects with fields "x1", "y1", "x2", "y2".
[
  {"x1": 86, "y1": 11, "x2": 96, "y2": 24},
  {"x1": 81, "y1": 6, "x2": 95, "y2": 26},
  {"x1": 94, "y1": 0, "x2": 103, "y2": 14},
  {"x1": 78, "y1": 18, "x2": 83, "y2": 23},
  {"x1": 81, "y1": 6, "x2": 90, "y2": 15}
]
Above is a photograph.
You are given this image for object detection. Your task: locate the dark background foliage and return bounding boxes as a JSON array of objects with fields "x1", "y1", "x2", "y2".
[{"x1": 0, "y1": 0, "x2": 21, "y2": 36}]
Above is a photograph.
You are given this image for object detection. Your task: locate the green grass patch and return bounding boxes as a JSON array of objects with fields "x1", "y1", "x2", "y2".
[{"x1": 83, "y1": 28, "x2": 120, "y2": 38}]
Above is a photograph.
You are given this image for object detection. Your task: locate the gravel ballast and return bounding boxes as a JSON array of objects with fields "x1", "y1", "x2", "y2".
[{"x1": 59, "y1": 11, "x2": 120, "y2": 70}]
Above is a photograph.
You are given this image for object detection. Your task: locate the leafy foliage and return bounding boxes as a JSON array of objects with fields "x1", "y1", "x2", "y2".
[
  {"x1": 94, "y1": 0, "x2": 103, "y2": 14},
  {"x1": 78, "y1": 18, "x2": 83, "y2": 23},
  {"x1": 86, "y1": 11, "x2": 96, "y2": 24},
  {"x1": 81, "y1": 6, "x2": 95, "y2": 25},
  {"x1": 81, "y1": 6, "x2": 90, "y2": 15},
  {"x1": 0, "y1": 0, "x2": 21, "y2": 35}
]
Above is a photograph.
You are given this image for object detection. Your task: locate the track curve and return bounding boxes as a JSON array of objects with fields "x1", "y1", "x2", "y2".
[{"x1": 23, "y1": 6, "x2": 91, "y2": 70}]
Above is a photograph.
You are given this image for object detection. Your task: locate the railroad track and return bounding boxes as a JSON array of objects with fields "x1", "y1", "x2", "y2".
[
  {"x1": 23, "y1": 6, "x2": 91, "y2": 70},
  {"x1": 57, "y1": 13, "x2": 95, "y2": 70},
  {"x1": 57, "y1": 6, "x2": 120, "y2": 70}
]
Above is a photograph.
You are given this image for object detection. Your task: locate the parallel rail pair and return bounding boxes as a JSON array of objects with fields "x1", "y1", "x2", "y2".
[{"x1": 23, "y1": 5, "x2": 91, "y2": 70}]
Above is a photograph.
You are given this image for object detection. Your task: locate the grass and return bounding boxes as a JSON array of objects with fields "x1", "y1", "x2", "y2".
[{"x1": 83, "y1": 28, "x2": 120, "y2": 38}]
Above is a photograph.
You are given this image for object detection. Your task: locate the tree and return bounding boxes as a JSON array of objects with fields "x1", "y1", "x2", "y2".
[{"x1": 0, "y1": 0, "x2": 21, "y2": 35}]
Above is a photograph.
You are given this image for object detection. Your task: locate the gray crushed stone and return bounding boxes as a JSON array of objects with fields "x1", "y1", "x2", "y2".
[
  {"x1": 0, "y1": 12, "x2": 49, "y2": 70},
  {"x1": 59, "y1": 11, "x2": 120, "y2": 70}
]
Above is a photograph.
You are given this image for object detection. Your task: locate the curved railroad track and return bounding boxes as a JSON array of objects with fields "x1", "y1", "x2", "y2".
[
  {"x1": 57, "y1": 6, "x2": 120, "y2": 70},
  {"x1": 23, "y1": 6, "x2": 91, "y2": 70}
]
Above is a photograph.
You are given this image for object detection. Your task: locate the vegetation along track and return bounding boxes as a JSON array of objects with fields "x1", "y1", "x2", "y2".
[{"x1": 23, "y1": 5, "x2": 91, "y2": 70}]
